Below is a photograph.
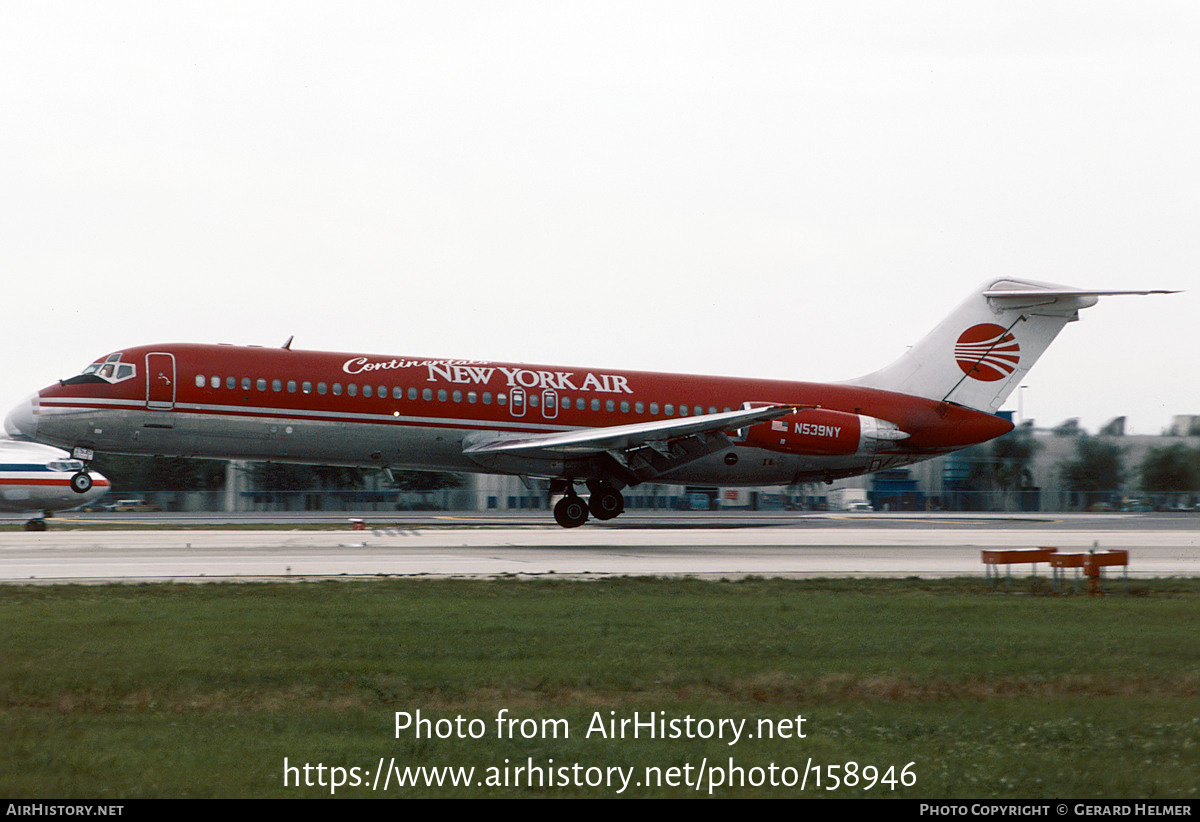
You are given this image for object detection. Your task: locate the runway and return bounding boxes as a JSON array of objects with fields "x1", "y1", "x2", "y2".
[{"x1": 1, "y1": 513, "x2": 1197, "y2": 583}]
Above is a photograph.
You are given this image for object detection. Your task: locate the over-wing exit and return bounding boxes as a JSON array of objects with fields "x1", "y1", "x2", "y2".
[{"x1": 4, "y1": 279, "x2": 1174, "y2": 527}]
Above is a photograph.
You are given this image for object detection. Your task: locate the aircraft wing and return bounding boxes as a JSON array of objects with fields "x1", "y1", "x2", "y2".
[{"x1": 462, "y1": 403, "x2": 799, "y2": 485}]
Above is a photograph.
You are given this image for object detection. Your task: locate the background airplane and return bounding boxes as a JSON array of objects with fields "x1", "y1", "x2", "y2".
[
  {"x1": 4, "y1": 279, "x2": 1172, "y2": 527},
  {"x1": 0, "y1": 439, "x2": 110, "y2": 530}
]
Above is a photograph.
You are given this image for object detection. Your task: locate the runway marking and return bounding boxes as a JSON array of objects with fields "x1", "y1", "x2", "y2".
[{"x1": 824, "y1": 515, "x2": 1065, "y2": 526}]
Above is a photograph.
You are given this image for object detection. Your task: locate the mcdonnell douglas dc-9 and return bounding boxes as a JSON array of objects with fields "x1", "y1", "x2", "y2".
[{"x1": 4, "y1": 279, "x2": 1171, "y2": 527}]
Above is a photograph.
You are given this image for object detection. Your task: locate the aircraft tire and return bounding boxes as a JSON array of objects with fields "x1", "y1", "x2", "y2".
[
  {"x1": 69, "y1": 471, "x2": 93, "y2": 494},
  {"x1": 554, "y1": 496, "x2": 589, "y2": 528},
  {"x1": 24, "y1": 518, "x2": 47, "y2": 532},
  {"x1": 588, "y1": 488, "x2": 624, "y2": 520}
]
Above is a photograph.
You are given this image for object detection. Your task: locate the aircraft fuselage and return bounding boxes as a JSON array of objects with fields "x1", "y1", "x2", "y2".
[{"x1": 6, "y1": 343, "x2": 1012, "y2": 490}]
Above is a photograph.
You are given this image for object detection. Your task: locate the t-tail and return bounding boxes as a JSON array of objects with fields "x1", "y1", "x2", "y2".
[{"x1": 849, "y1": 278, "x2": 1176, "y2": 413}]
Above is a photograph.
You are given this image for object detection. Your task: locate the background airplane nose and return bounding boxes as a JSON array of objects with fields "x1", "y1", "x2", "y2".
[{"x1": 4, "y1": 395, "x2": 39, "y2": 440}]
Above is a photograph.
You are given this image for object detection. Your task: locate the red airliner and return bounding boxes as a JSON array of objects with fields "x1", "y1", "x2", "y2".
[{"x1": 4, "y1": 279, "x2": 1172, "y2": 527}]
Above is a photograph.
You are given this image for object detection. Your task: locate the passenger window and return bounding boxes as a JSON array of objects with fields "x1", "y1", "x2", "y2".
[
  {"x1": 498, "y1": 394, "x2": 507, "y2": 406},
  {"x1": 226, "y1": 377, "x2": 236, "y2": 389},
  {"x1": 348, "y1": 384, "x2": 358, "y2": 397},
  {"x1": 407, "y1": 387, "x2": 417, "y2": 400},
  {"x1": 257, "y1": 378, "x2": 267, "y2": 391},
  {"x1": 483, "y1": 392, "x2": 492, "y2": 405},
  {"x1": 302, "y1": 381, "x2": 312, "y2": 394},
  {"x1": 437, "y1": 389, "x2": 447, "y2": 402},
  {"x1": 242, "y1": 378, "x2": 251, "y2": 391},
  {"x1": 211, "y1": 376, "x2": 221, "y2": 389},
  {"x1": 363, "y1": 385, "x2": 373, "y2": 398},
  {"x1": 287, "y1": 380, "x2": 297, "y2": 393},
  {"x1": 333, "y1": 383, "x2": 343, "y2": 396},
  {"x1": 664, "y1": 403, "x2": 673, "y2": 415},
  {"x1": 272, "y1": 379, "x2": 282, "y2": 392},
  {"x1": 635, "y1": 402, "x2": 644, "y2": 414},
  {"x1": 317, "y1": 382, "x2": 327, "y2": 395},
  {"x1": 195, "y1": 375, "x2": 206, "y2": 388},
  {"x1": 605, "y1": 399, "x2": 615, "y2": 412},
  {"x1": 453, "y1": 390, "x2": 462, "y2": 403},
  {"x1": 650, "y1": 402, "x2": 659, "y2": 414},
  {"x1": 620, "y1": 401, "x2": 629, "y2": 413},
  {"x1": 422, "y1": 388, "x2": 432, "y2": 401},
  {"x1": 591, "y1": 398, "x2": 600, "y2": 411},
  {"x1": 468, "y1": 391, "x2": 477, "y2": 404}
]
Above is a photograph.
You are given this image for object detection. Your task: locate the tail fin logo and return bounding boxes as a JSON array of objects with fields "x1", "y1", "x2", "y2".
[{"x1": 955, "y1": 324, "x2": 1020, "y2": 382}]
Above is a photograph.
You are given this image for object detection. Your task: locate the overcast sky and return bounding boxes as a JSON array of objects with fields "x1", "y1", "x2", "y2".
[{"x1": 3, "y1": 2, "x2": 1197, "y2": 436}]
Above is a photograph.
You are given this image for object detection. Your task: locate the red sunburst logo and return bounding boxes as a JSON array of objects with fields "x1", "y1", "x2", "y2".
[{"x1": 955, "y1": 324, "x2": 1020, "y2": 382}]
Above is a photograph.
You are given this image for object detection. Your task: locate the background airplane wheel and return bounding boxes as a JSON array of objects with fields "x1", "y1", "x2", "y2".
[
  {"x1": 554, "y1": 496, "x2": 589, "y2": 528},
  {"x1": 69, "y1": 471, "x2": 93, "y2": 494}
]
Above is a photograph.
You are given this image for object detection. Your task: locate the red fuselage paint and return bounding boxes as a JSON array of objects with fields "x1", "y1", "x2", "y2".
[{"x1": 21, "y1": 343, "x2": 1014, "y2": 486}]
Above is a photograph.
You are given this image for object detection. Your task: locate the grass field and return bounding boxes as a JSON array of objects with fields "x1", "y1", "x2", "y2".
[{"x1": 1, "y1": 577, "x2": 1197, "y2": 798}]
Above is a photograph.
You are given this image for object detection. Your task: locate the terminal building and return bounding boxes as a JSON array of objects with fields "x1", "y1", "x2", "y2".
[{"x1": 114, "y1": 415, "x2": 1200, "y2": 515}]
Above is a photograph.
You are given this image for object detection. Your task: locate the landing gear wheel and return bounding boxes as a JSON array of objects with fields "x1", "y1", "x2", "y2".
[
  {"x1": 588, "y1": 488, "x2": 624, "y2": 520},
  {"x1": 69, "y1": 471, "x2": 93, "y2": 494},
  {"x1": 24, "y1": 518, "x2": 47, "y2": 532},
  {"x1": 554, "y1": 496, "x2": 589, "y2": 528}
]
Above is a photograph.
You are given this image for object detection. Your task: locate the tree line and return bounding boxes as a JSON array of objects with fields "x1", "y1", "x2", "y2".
[{"x1": 956, "y1": 425, "x2": 1200, "y2": 511}]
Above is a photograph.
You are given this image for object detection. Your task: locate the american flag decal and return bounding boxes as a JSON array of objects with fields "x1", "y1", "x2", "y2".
[
  {"x1": 955, "y1": 323, "x2": 1020, "y2": 382},
  {"x1": 771, "y1": 420, "x2": 788, "y2": 432}
]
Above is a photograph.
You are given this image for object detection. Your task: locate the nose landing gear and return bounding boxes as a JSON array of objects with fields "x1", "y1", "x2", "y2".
[
  {"x1": 69, "y1": 446, "x2": 96, "y2": 495},
  {"x1": 69, "y1": 471, "x2": 93, "y2": 494}
]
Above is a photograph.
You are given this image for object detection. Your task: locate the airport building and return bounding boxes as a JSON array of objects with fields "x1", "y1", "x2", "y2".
[{"x1": 97, "y1": 414, "x2": 1200, "y2": 515}]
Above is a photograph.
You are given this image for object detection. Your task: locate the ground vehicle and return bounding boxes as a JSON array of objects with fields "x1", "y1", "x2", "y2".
[{"x1": 106, "y1": 499, "x2": 161, "y2": 512}]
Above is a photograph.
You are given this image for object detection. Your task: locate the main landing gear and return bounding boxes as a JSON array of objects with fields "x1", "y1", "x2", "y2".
[{"x1": 551, "y1": 480, "x2": 626, "y2": 528}]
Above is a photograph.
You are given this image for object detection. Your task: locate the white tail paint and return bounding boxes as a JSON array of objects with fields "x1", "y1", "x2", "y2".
[{"x1": 849, "y1": 278, "x2": 1175, "y2": 413}]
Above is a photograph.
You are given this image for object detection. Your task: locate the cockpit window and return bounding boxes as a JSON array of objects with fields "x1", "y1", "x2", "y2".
[
  {"x1": 73, "y1": 353, "x2": 137, "y2": 385},
  {"x1": 48, "y1": 460, "x2": 85, "y2": 472}
]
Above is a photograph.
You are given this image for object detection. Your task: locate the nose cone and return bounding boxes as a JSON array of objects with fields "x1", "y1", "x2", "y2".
[{"x1": 5, "y1": 395, "x2": 39, "y2": 441}]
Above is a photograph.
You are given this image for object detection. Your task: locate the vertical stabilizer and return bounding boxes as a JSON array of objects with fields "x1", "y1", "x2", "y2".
[{"x1": 848, "y1": 279, "x2": 1173, "y2": 413}]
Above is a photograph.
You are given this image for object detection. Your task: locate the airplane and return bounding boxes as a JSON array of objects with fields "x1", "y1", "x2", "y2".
[
  {"x1": 0, "y1": 439, "x2": 110, "y2": 530},
  {"x1": 3, "y1": 278, "x2": 1173, "y2": 528}
]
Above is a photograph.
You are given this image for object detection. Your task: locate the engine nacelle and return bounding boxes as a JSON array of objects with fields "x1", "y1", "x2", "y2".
[{"x1": 743, "y1": 407, "x2": 908, "y2": 456}]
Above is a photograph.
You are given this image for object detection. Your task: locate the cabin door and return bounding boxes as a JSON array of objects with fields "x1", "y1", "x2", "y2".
[{"x1": 146, "y1": 353, "x2": 177, "y2": 410}]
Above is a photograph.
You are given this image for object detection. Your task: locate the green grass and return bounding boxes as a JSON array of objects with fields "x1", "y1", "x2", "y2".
[{"x1": 1, "y1": 577, "x2": 1197, "y2": 797}]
